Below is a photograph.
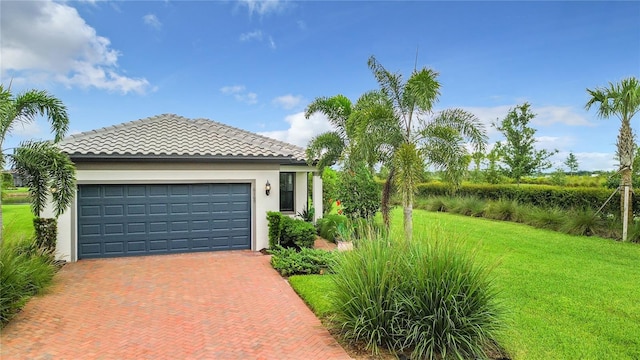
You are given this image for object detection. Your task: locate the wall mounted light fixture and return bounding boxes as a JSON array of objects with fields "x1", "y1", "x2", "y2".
[{"x1": 265, "y1": 180, "x2": 271, "y2": 196}]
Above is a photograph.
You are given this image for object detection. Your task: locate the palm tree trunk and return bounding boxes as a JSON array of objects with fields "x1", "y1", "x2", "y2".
[
  {"x1": 381, "y1": 168, "x2": 395, "y2": 230},
  {"x1": 618, "y1": 119, "x2": 634, "y2": 241},
  {"x1": 403, "y1": 197, "x2": 413, "y2": 241},
  {"x1": 620, "y1": 167, "x2": 633, "y2": 241}
]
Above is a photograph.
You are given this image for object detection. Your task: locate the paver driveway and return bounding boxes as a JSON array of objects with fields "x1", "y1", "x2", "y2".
[{"x1": 0, "y1": 251, "x2": 351, "y2": 359}]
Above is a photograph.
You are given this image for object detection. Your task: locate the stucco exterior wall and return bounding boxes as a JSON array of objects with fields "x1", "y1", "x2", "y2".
[{"x1": 44, "y1": 161, "x2": 318, "y2": 262}]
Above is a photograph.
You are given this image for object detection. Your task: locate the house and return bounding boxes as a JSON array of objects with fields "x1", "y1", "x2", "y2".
[{"x1": 46, "y1": 114, "x2": 322, "y2": 262}]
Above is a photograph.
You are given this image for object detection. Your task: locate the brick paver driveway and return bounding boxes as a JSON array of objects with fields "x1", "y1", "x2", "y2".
[{"x1": 0, "y1": 251, "x2": 351, "y2": 359}]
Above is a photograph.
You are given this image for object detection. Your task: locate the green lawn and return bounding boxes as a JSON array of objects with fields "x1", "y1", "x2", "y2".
[
  {"x1": 2, "y1": 204, "x2": 34, "y2": 241},
  {"x1": 291, "y1": 209, "x2": 640, "y2": 359}
]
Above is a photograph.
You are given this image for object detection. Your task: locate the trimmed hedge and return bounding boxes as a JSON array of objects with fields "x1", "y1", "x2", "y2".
[
  {"x1": 416, "y1": 182, "x2": 636, "y2": 215},
  {"x1": 266, "y1": 212, "x2": 316, "y2": 249}
]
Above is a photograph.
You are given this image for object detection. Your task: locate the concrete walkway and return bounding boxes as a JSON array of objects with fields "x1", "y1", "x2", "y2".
[{"x1": 0, "y1": 251, "x2": 351, "y2": 359}]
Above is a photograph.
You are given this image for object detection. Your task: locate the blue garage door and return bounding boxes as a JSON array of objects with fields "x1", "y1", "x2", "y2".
[{"x1": 77, "y1": 184, "x2": 251, "y2": 259}]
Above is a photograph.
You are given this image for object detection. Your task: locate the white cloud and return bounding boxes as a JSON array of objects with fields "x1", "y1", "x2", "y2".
[
  {"x1": 239, "y1": 30, "x2": 276, "y2": 49},
  {"x1": 273, "y1": 94, "x2": 303, "y2": 110},
  {"x1": 143, "y1": 14, "x2": 162, "y2": 30},
  {"x1": 10, "y1": 121, "x2": 42, "y2": 139},
  {"x1": 220, "y1": 85, "x2": 258, "y2": 104},
  {"x1": 220, "y1": 85, "x2": 246, "y2": 94},
  {"x1": 534, "y1": 106, "x2": 593, "y2": 127},
  {"x1": 239, "y1": 30, "x2": 263, "y2": 42},
  {"x1": 0, "y1": 0, "x2": 150, "y2": 94},
  {"x1": 259, "y1": 112, "x2": 333, "y2": 147},
  {"x1": 238, "y1": 0, "x2": 288, "y2": 17}
]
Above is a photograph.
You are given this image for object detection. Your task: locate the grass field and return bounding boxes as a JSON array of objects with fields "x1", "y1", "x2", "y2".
[
  {"x1": 290, "y1": 209, "x2": 640, "y2": 359},
  {"x1": 2, "y1": 204, "x2": 35, "y2": 241}
]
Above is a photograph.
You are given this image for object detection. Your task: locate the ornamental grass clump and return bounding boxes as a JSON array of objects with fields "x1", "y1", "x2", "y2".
[{"x1": 331, "y1": 226, "x2": 504, "y2": 359}]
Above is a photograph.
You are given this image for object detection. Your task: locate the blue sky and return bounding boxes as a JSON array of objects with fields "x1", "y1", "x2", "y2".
[{"x1": 2, "y1": 0, "x2": 639, "y2": 171}]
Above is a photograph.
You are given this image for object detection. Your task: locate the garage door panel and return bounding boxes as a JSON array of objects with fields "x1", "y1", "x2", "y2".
[{"x1": 78, "y1": 183, "x2": 251, "y2": 258}]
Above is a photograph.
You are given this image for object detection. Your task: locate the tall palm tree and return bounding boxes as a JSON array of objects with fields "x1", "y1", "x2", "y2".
[
  {"x1": 0, "y1": 85, "x2": 71, "y2": 241},
  {"x1": 363, "y1": 56, "x2": 487, "y2": 240},
  {"x1": 586, "y1": 77, "x2": 640, "y2": 241}
]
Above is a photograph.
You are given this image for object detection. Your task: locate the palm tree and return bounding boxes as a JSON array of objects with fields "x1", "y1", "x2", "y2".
[
  {"x1": 362, "y1": 56, "x2": 487, "y2": 239},
  {"x1": 0, "y1": 84, "x2": 72, "y2": 242},
  {"x1": 586, "y1": 77, "x2": 640, "y2": 241},
  {"x1": 304, "y1": 95, "x2": 354, "y2": 171}
]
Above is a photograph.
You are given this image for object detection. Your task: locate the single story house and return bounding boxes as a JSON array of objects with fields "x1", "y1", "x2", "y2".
[{"x1": 46, "y1": 114, "x2": 322, "y2": 262}]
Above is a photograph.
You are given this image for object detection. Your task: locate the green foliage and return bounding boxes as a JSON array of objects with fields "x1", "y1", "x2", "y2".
[
  {"x1": 1, "y1": 172, "x2": 14, "y2": 190},
  {"x1": 331, "y1": 229, "x2": 502, "y2": 358},
  {"x1": 336, "y1": 164, "x2": 381, "y2": 219},
  {"x1": 268, "y1": 245, "x2": 336, "y2": 276},
  {"x1": 296, "y1": 203, "x2": 314, "y2": 222},
  {"x1": 493, "y1": 103, "x2": 558, "y2": 182},
  {"x1": 0, "y1": 235, "x2": 57, "y2": 327},
  {"x1": 321, "y1": 168, "x2": 339, "y2": 215},
  {"x1": 12, "y1": 141, "x2": 76, "y2": 217},
  {"x1": 316, "y1": 214, "x2": 349, "y2": 242},
  {"x1": 561, "y1": 208, "x2": 603, "y2": 236},
  {"x1": 522, "y1": 206, "x2": 567, "y2": 231},
  {"x1": 484, "y1": 199, "x2": 521, "y2": 221},
  {"x1": 280, "y1": 216, "x2": 317, "y2": 249},
  {"x1": 33, "y1": 217, "x2": 57, "y2": 252},
  {"x1": 391, "y1": 240, "x2": 502, "y2": 359},
  {"x1": 550, "y1": 168, "x2": 568, "y2": 186},
  {"x1": 266, "y1": 212, "x2": 316, "y2": 249},
  {"x1": 266, "y1": 211, "x2": 283, "y2": 249},
  {"x1": 416, "y1": 182, "x2": 634, "y2": 216}
]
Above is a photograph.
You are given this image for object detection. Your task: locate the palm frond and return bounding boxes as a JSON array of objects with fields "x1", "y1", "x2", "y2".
[
  {"x1": 305, "y1": 131, "x2": 346, "y2": 170},
  {"x1": 404, "y1": 68, "x2": 441, "y2": 114},
  {"x1": 428, "y1": 108, "x2": 488, "y2": 153},
  {"x1": 11, "y1": 141, "x2": 76, "y2": 217}
]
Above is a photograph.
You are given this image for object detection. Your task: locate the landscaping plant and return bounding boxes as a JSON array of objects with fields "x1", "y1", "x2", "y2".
[
  {"x1": 268, "y1": 246, "x2": 336, "y2": 276},
  {"x1": 331, "y1": 226, "x2": 503, "y2": 358}
]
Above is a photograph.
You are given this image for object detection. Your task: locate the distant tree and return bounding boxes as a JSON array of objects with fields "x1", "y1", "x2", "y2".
[
  {"x1": 493, "y1": 103, "x2": 558, "y2": 183},
  {"x1": 586, "y1": 77, "x2": 640, "y2": 241},
  {"x1": 468, "y1": 151, "x2": 484, "y2": 182},
  {"x1": 484, "y1": 147, "x2": 503, "y2": 184},
  {"x1": 550, "y1": 168, "x2": 567, "y2": 186},
  {"x1": 564, "y1": 152, "x2": 579, "y2": 176}
]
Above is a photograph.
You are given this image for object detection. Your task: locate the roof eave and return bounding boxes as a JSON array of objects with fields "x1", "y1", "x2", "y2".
[{"x1": 66, "y1": 153, "x2": 308, "y2": 165}]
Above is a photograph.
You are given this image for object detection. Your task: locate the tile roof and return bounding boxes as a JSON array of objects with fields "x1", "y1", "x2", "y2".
[{"x1": 58, "y1": 114, "x2": 308, "y2": 163}]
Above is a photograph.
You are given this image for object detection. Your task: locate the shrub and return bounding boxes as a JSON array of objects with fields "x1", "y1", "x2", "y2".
[
  {"x1": 281, "y1": 216, "x2": 316, "y2": 249},
  {"x1": 33, "y1": 217, "x2": 57, "y2": 253},
  {"x1": 268, "y1": 246, "x2": 336, "y2": 276},
  {"x1": 0, "y1": 236, "x2": 57, "y2": 327},
  {"x1": 391, "y1": 240, "x2": 502, "y2": 359},
  {"x1": 297, "y1": 203, "x2": 315, "y2": 222},
  {"x1": 336, "y1": 164, "x2": 381, "y2": 219},
  {"x1": 562, "y1": 208, "x2": 603, "y2": 236},
  {"x1": 266, "y1": 211, "x2": 283, "y2": 248},
  {"x1": 523, "y1": 206, "x2": 567, "y2": 231},
  {"x1": 416, "y1": 182, "x2": 638, "y2": 216},
  {"x1": 484, "y1": 199, "x2": 520, "y2": 221},
  {"x1": 332, "y1": 232, "x2": 403, "y2": 353},
  {"x1": 267, "y1": 212, "x2": 316, "y2": 249},
  {"x1": 316, "y1": 214, "x2": 348, "y2": 242},
  {"x1": 331, "y1": 228, "x2": 502, "y2": 358}
]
